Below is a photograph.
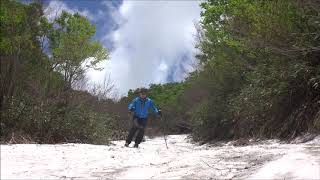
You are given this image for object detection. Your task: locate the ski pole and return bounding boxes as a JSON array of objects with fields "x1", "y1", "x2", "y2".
[{"x1": 160, "y1": 115, "x2": 168, "y2": 149}]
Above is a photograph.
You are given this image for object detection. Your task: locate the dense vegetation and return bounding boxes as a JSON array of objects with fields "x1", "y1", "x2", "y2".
[
  {"x1": 189, "y1": 0, "x2": 320, "y2": 140},
  {"x1": 1, "y1": 0, "x2": 114, "y2": 144},
  {"x1": 1, "y1": 0, "x2": 319, "y2": 144}
]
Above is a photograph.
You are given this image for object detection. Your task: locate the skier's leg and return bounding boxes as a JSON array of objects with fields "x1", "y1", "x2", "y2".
[
  {"x1": 126, "y1": 127, "x2": 137, "y2": 145},
  {"x1": 125, "y1": 116, "x2": 138, "y2": 145},
  {"x1": 134, "y1": 118, "x2": 147, "y2": 146},
  {"x1": 135, "y1": 128, "x2": 145, "y2": 145}
]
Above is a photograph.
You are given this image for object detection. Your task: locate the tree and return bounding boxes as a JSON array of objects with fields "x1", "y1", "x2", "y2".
[
  {"x1": 190, "y1": 0, "x2": 320, "y2": 140},
  {"x1": 0, "y1": 0, "x2": 43, "y2": 112},
  {"x1": 48, "y1": 11, "x2": 109, "y2": 90},
  {"x1": 0, "y1": 1, "x2": 116, "y2": 144}
]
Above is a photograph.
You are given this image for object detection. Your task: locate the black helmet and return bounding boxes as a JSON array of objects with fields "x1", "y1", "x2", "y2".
[{"x1": 139, "y1": 88, "x2": 148, "y2": 94}]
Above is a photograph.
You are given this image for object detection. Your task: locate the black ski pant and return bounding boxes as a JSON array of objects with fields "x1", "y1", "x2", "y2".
[{"x1": 125, "y1": 116, "x2": 147, "y2": 145}]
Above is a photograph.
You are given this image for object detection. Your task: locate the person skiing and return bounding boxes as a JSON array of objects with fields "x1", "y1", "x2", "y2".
[{"x1": 125, "y1": 88, "x2": 162, "y2": 148}]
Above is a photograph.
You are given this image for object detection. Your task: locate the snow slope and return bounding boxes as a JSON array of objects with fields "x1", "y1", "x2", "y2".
[
  {"x1": 249, "y1": 137, "x2": 320, "y2": 179},
  {"x1": 1, "y1": 135, "x2": 319, "y2": 179}
]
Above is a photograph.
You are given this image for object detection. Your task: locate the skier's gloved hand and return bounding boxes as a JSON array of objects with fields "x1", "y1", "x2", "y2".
[{"x1": 129, "y1": 108, "x2": 135, "y2": 113}]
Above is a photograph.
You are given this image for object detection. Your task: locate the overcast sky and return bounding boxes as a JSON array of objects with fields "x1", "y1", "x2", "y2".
[{"x1": 44, "y1": 0, "x2": 201, "y2": 96}]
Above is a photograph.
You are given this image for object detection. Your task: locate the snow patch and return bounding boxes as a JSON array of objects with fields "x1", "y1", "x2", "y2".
[
  {"x1": 1, "y1": 135, "x2": 319, "y2": 179},
  {"x1": 249, "y1": 145, "x2": 320, "y2": 179}
]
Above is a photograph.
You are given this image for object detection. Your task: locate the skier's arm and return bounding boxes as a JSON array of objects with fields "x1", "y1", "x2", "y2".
[
  {"x1": 150, "y1": 100, "x2": 159, "y2": 114},
  {"x1": 128, "y1": 98, "x2": 136, "y2": 111}
]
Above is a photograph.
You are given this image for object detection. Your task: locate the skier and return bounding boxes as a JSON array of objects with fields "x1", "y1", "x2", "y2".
[{"x1": 125, "y1": 88, "x2": 162, "y2": 148}]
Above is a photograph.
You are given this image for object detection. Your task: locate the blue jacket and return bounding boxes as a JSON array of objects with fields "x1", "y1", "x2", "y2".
[{"x1": 128, "y1": 97, "x2": 158, "y2": 119}]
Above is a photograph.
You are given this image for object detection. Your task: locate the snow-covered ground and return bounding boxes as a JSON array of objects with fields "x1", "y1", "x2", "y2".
[{"x1": 1, "y1": 135, "x2": 320, "y2": 179}]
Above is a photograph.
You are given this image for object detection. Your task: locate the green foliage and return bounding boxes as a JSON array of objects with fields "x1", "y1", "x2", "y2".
[
  {"x1": 148, "y1": 83, "x2": 185, "y2": 108},
  {"x1": 189, "y1": 0, "x2": 320, "y2": 140},
  {"x1": 59, "y1": 106, "x2": 111, "y2": 144},
  {"x1": 189, "y1": 100, "x2": 232, "y2": 141}
]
